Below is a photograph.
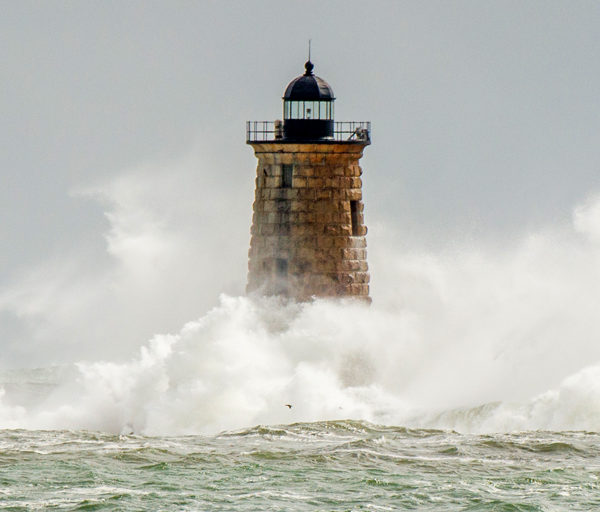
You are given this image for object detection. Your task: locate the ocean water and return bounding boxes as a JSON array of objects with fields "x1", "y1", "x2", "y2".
[{"x1": 2, "y1": 423, "x2": 600, "y2": 511}]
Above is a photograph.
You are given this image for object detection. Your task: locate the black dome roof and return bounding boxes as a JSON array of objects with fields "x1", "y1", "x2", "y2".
[{"x1": 283, "y1": 61, "x2": 335, "y2": 101}]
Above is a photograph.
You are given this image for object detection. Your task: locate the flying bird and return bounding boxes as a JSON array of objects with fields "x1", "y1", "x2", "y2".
[{"x1": 284, "y1": 404, "x2": 292, "y2": 409}]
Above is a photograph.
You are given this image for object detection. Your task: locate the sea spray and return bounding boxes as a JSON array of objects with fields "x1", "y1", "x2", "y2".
[
  {"x1": 0, "y1": 292, "x2": 598, "y2": 434},
  {"x1": 0, "y1": 296, "x2": 412, "y2": 434},
  {"x1": 2, "y1": 195, "x2": 600, "y2": 434}
]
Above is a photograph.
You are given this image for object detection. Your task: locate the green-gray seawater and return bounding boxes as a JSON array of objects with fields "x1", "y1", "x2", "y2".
[{"x1": 2, "y1": 421, "x2": 599, "y2": 511}]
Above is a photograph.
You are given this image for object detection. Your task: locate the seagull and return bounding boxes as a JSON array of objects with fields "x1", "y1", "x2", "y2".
[{"x1": 284, "y1": 404, "x2": 293, "y2": 409}]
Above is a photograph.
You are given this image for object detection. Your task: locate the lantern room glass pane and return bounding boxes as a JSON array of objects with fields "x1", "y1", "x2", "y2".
[{"x1": 318, "y1": 101, "x2": 326, "y2": 119}]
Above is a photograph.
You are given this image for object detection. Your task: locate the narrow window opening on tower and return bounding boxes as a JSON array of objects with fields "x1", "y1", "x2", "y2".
[
  {"x1": 276, "y1": 258, "x2": 288, "y2": 277},
  {"x1": 350, "y1": 200, "x2": 360, "y2": 236},
  {"x1": 281, "y1": 164, "x2": 293, "y2": 188}
]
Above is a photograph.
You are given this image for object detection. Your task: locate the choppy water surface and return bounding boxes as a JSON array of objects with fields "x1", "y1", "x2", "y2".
[{"x1": 2, "y1": 421, "x2": 600, "y2": 511}]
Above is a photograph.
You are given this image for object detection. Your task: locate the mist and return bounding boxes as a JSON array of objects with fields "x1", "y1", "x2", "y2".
[
  {"x1": 2, "y1": 177, "x2": 600, "y2": 433},
  {"x1": 0, "y1": 146, "x2": 250, "y2": 367}
]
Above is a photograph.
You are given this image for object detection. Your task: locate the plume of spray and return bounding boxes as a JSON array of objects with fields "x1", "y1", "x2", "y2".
[{"x1": 2, "y1": 156, "x2": 600, "y2": 434}]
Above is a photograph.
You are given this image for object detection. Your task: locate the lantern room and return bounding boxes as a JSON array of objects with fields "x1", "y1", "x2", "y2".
[{"x1": 282, "y1": 60, "x2": 335, "y2": 140}]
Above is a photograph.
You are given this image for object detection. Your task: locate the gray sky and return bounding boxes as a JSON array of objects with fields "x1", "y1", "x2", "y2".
[{"x1": 2, "y1": 1, "x2": 600, "y2": 368}]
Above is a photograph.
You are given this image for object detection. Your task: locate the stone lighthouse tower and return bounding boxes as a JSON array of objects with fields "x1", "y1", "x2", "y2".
[{"x1": 246, "y1": 60, "x2": 371, "y2": 301}]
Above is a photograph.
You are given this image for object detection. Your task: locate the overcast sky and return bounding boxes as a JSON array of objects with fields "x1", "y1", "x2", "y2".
[{"x1": 2, "y1": 1, "x2": 600, "y2": 368}]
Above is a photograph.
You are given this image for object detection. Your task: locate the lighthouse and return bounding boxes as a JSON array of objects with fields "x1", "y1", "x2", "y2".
[{"x1": 246, "y1": 59, "x2": 371, "y2": 301}]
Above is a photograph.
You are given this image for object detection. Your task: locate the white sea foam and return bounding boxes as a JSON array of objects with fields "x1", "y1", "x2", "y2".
[{"x1": 2, "y1": 194, "x2": 600, "y2": 435}]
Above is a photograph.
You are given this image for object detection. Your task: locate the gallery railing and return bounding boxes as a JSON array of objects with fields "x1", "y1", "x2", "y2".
[{"x1": 246, "y1": 121, "x2": 371, "y2": 143}]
